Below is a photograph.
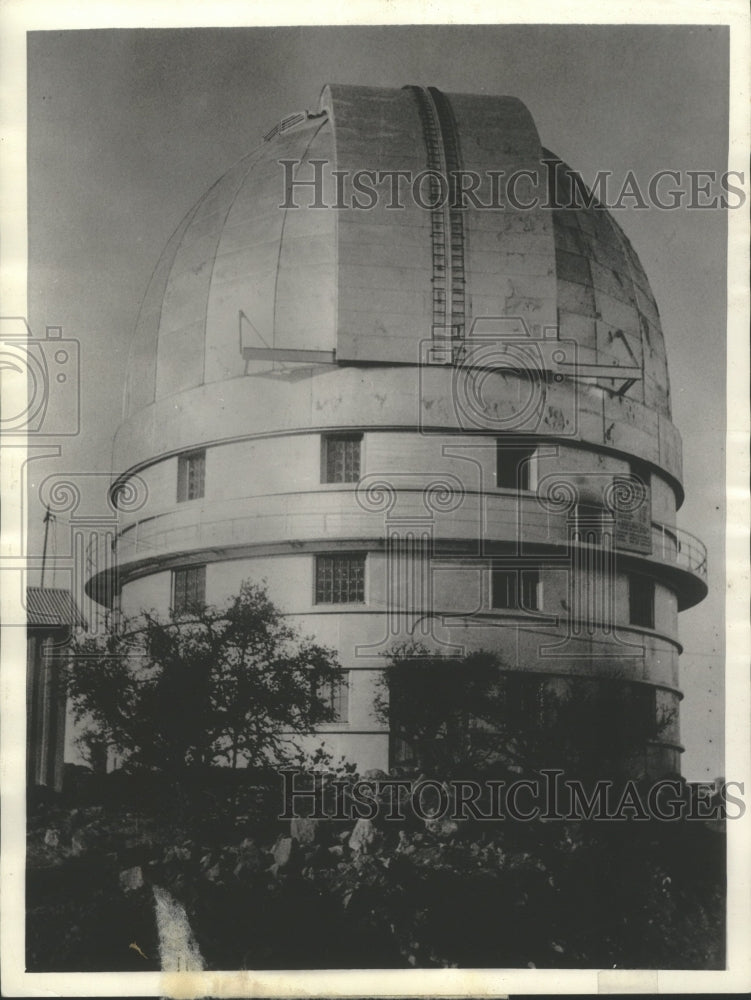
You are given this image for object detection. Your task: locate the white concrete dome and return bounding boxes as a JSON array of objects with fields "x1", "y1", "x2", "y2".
[{"x1": 122, "y1": 85, "x2": 673, "y2": 450}]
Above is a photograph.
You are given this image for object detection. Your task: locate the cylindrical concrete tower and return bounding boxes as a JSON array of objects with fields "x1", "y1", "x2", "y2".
[{"x1": 89, "y1": 85, "x2": 707, "y2": 776}]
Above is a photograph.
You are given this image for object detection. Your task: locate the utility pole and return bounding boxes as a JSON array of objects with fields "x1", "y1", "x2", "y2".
[{"x1": 40, "y1": 504, "x2": 54, "y2": 589}]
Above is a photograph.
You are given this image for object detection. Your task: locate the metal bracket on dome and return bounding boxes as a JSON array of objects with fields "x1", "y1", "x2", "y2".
[
  {"x1": 558, "y1": 326, "x2": 643, "y2": 393},
  {"x1": 556, "y1": 359, "x2": 642, "y2": 380},
  {"x1": 606, "y1": 327, "x2": 643, "y2": 396},
  {"x1": 615, "y1": 378, "x2": 639, "y2": 396},
  {"x1": 556, "y1": 357, "x2": 642, "y2": 395},
  {"x1": 442, "y1": 317, "x2": 645, "y2": 393},
  {"x1": 263, "y1": 109, "x2": 328, "y2": 142},
  {"x1": 242, "y1": 346, "x2": 336, "y2": 363},
  {"x1": 239, "y1": 309, "x2": 335, "y2": 364}
]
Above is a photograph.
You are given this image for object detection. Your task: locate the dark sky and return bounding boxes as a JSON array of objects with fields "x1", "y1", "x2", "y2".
[{"x1": 25, "y1": 24, "x2": 729, "y2": 778}]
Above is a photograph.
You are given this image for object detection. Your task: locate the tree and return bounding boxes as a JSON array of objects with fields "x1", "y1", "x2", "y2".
[
  {"x1": 66, "y1": 581, "x2": 342, "y2": 778},
  {"x1": 375, "y1": 643, "x2": 511, "y2": 777},
  {"x1": 378, "y1": 643, "x2": 676, "y2": 783}
]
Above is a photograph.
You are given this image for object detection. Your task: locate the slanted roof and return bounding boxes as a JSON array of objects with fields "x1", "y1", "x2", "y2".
[{"x1": 26, "y1": 587, "x2": 87, "y2": 629}]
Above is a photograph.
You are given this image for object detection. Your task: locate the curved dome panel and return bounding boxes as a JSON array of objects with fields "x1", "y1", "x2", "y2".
[
  {"x1": 124, "y1": 116, "x2": 337, "y2": 418},
  {"x1": 547, "y1": 153, "x2": 670, "y2": 415},
  {"x1": 123, "y1": 84, "x2": 673, "y2": 426}
]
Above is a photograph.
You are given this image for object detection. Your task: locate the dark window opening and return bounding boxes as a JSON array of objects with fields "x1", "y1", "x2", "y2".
[
  {"x1": 172, "y1": 565, "x2": 206, "y2": 613},
  {"x1": 628, "y1": 459, "x2": 651, "y2": 495},
  {"x1": 322, "y1": 434, "x2": 362, "y2": 484},
  {"x1": 177, "y1": 450, "x2": 205, "y2": 502},
  {"x1": 628, "y1": 574, "x2": 655, "y2": 629},
  {"x1": 492, "y1": 568, "x2": 540, "y2": 611},
  {"x1": 496, "y1": 443, "x2": 535, "y2": 491},
  {"x1": 315, "y1": 554, "x2": 365, "y2": 604}
]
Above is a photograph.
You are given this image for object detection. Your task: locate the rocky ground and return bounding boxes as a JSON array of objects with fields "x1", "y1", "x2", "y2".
[{"x1": 26, "y1": 777, "x2": 726, "y2": 972}]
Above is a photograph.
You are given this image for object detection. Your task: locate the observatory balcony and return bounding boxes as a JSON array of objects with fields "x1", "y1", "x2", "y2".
[
  {"x1": 107, "y1": 490, "x2": 707, "y2": 608},
  {"x1": 651, "y1": 524, "x2": 707, "y2": 579}
]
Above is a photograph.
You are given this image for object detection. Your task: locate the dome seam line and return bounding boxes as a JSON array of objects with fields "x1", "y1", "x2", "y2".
[
  {"x1": 270, "y1": 118, "x2": 330, "y2": 356},
  {"x1": 201, "y1": 154, "x2": 268, "y2": 386}
]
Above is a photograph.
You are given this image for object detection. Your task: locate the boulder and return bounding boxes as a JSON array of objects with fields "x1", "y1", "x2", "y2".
[
  {"x1": 70, "y1": 831, "x2": 88, "y2": 857},
  {"x1": 163, "y1": 844, "x2": 192, "y2": 863},
  {"x1": 270, "y1": 835, "x2": 298, "y2": 875},
  {"x1": 348, "y1": 817, "x2": 378, "y2": 854},
  {"x1": 204, "y1": 863, "x2": 222, "y2": 883},
  {"x1": 396, "y1": 830, "x2": 415, "y2": 855},
  {"x1": 424, "y1": 816, "x2": 459, "y2": 841},
  {"x1": 119, "y1": 866, "x2": 144, "y2": 892},
  {"x1": 43, "y1": 828, "x2": 59, "y2": 848},
  {"x1": 290, "y1": 816, "x2": 319, "y2": 846},
  {"x1": 272, "y1": 835, "x2": 294, "y2": 866},
  {"x1": 233, "y1": 838, "x2": 266, "y2": 875}
]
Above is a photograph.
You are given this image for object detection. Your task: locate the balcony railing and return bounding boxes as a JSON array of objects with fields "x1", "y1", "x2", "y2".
[
  {"x1": 114, "y1": 492, "x2": 708, "y2": 581},
  {"x1": 651, "y1": 523, "x2": 708, "y2": 579}
]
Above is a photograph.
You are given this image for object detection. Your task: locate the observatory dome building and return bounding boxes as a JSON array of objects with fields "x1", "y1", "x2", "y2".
[{"x1": 89, "y1": 85, "x2": 707, "y2": 776}]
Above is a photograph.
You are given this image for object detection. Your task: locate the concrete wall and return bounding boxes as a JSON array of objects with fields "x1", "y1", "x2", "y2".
[
  {"x1": 116, "y1": 429, "x2": 678, "y2": 533},
  {"x1": 121, "y1": 552, "x2": 679, "y2": 646},
  {"x1": 114, "y1": 366, "x2": 685, "y2": 496}
]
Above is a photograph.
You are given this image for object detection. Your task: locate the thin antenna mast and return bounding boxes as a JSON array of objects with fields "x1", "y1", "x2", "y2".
[{"x1": 40, "y1": 504, "x2": 54, "y2": 589}]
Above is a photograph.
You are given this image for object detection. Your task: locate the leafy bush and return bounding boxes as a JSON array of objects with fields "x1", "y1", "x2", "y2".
[{"x1": 65, "y1": 582, "x2": 342, "y2": 791}]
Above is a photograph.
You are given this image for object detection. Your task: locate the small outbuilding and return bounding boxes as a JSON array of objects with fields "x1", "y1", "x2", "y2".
[{"x1": 26, "y1": 587, "x2": 86, "y2": 793}]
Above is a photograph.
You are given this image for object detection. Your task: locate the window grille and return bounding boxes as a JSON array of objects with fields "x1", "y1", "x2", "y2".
[
  {"x1": 323, "y1": 435, "x2": 362, "y2": 483},
  {"x1": 172, "y1": 565, "x2": 206, "y2": 613},
  {"x1": 177, "y1": 450, "x2": 205, "y2": 502},
  {"x1": 315, "y1": 554, "x2": 365, "y2": 604},
  {"x1": 314, "y1": 671, "x2": 350, "y2": 722},
  {"x1": 492, "y1": 569, "x2": 540, "y2": 611}
]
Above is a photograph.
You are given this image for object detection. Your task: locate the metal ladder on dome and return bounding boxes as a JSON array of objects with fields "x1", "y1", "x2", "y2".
[{"x1": 406, "y1": 85, "x2": 467, "y2": 364}]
